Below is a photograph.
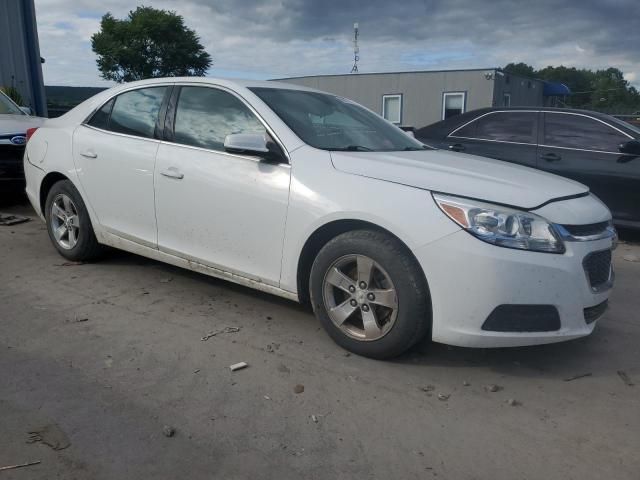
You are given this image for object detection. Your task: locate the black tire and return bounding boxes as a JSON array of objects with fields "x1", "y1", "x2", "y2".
[
  {"x1": 44, "y1": 180, "x2": 104, "y2": 261},
  {"x1": 310, "y1": 229, "x2": 431, "y2": 359}
]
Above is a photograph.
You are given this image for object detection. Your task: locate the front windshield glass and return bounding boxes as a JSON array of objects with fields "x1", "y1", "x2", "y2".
[
  {"x1": 0, "y1": 91, "x2": 25, "y2": 115},
  {"x1": 249, "y1": 87, "x2": 427, "y2": 152}
]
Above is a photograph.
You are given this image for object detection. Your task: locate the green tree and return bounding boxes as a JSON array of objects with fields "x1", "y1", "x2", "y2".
[
  {"x1": 91, "y1": 6, "x2": 212, "y2": 82},
  {"x1": 0, "y1": 86, "x2": 24, "y2": 105},
  {"x1": 503, "y1": 63, "x2": 640, "y2": 112},
  {"x1": 503, "y1": 62, "x2": 536, "y2": 78}
]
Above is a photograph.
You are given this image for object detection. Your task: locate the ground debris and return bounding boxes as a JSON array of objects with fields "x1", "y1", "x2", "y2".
[
  {"x1": 201, "y1": 326, "x2": 241, "y2": 341},
  {"x1": 420, "y1": 385, "x2": 435, "y2": 393},
  {"x1": 55, "y1": 261, "x2": 84, "y2": 267},
  {"x1": 0, "y1": 213, "x2": 30, "y2": 226},
  {"x1": 162, "y1": 425, "x2": 175, "y2": 437},
  {"x1": 0, "y1": 461, "x2": 41, "y2": 472},
  {"x1": 27, "y1": 424, "x2": 71, "y2": 450},
  {"x1": 617, "y1": 370, "x2": 634, "y2": 386},
  {"x1": 266, "y1": 342, "x2": 280, "y2": 353},
  {"x1": 484, "y1": 384, "x2": 503, "y2": 392},
  {"x1": 563, "y1": 373, "x2": 592, "y2": 382},
  {"x1": 506, "y1": 398, "x2": 522, "y2": 406},
  {"x1": 623, "y1": 254, "x2": 640, "y2": 262},
  {"x1": 159, "y1": 277, "x2": 173, "y2": 283},
  {"x1": 277, "y1": 363, "x2": 290, "y2": 374},
  {"x1": 293, "y1": 384, "x2": 305, "y2": 394},
  {"x1": 229, "y1": 362, "x2": 248, "y2": 372},
  {"x1": 463, "y1": 381, "x2": 471, "y2": 386},
  {"x1": 311, "y1": 414, "x2": 318, "y2": 423},
  {"x1": 437, "y1": 393, "x2": 450, "y2": 401}
]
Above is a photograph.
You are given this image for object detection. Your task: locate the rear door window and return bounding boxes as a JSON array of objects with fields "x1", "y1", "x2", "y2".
[
  {"x1": 173, "y1": 86, "x2": 265, "y2": 151},
  {"x1": 108, "y1": 87, "x2": 168, "y2": 139},
  {"x1": 544, "y1": 113, "x2": 629, "y2": 152},
  {"x1": 473, "y1": 112, "x2": 536, "y2": 143}
]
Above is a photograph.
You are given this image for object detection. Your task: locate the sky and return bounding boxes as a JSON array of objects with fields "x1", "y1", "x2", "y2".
[{"x1": 34, "y1": 0, "x2": 640, "y2": 88}]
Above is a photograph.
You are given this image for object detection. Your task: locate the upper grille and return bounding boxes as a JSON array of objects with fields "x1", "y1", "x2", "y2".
[
  {"x1": 562, "y1": 221, "x2": 610, "y2": 237},
  {"x1": 583, "y1": 250, "x2": 612, "y2": 290}
]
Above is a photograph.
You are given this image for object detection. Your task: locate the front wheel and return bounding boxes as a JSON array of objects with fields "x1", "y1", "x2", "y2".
[{"x1": 310, "y1": 230, "x2": 431, "y2": 359}]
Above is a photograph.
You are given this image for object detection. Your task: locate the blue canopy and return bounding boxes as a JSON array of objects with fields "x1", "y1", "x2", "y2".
[{"x1": 543, "y1": 81, "x2": 571, "y2": 96}]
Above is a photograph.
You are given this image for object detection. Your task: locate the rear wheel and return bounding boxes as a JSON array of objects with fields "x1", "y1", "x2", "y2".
[
  {"x1": 310, "y1": 229, "x2": 430, "y2": 359},
  {"x1": 45, "y1": 180, "x2": 103, "y2": 261}
]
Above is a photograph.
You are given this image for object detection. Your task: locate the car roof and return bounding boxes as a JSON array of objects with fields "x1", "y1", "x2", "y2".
[
  {"x1": 100, "y1": 76, "x2": 321, "y2": 93},
  {"x1": 49, "y1": 76, "x2": 328, "y2": 126},
  {"x1": 415, "y1": 106, "x2": 636, "y2": 139}
]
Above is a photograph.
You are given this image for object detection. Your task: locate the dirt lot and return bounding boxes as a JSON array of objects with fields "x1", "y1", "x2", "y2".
[{"x1": 1, "y1": 197, "x2": 639, "y2": 480}]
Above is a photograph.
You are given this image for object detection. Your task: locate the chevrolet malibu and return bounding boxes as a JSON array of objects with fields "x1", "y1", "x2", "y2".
[{"x1": 23, "y1": 78, "x2": 616, "y2": 358}]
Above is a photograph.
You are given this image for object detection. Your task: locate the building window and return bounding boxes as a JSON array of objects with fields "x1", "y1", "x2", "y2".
[
  {"x1": 442, "y1": 92, "x2": 466, "y2": 120},
  {"x1": 382, "y1": 94, "x2": 402, "y2": 124},
  {"x1": 503, "y1": 93, "x2": 511, "y2": 107}
]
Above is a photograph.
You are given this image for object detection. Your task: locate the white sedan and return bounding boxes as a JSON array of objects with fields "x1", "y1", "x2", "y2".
[{"x1": 23, "y1": 78, "x2": 616, "y2": 358}]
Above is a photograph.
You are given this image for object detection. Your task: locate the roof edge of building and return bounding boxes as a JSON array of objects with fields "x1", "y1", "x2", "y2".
[{"x1": 273, "y1": 67, "x2": 500, "y2": 81}]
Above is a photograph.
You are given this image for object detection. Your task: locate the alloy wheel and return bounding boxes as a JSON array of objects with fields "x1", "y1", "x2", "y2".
[
  {"x1": 322, "y1": 254, "x2": 399, "y2": 341},
  {"x1": 50, "y1": 193, "x2": 80, "y2": 250}
]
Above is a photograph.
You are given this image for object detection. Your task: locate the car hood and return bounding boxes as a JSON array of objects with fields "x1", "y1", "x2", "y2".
[
  {"x1": 0, "y1": 114, "x2": 46, "y2": 135},
  {"x1": 330, "y1": 149, "x2": 588, "y2": 209}
]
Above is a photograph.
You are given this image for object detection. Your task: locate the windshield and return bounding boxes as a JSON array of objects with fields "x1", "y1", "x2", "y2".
[
  {"x1": 249, "y1": 87, "x2": 427, "y2": 152},
  {"x1": 0, "y1": 91, "x2": 25, "y2": 115}
]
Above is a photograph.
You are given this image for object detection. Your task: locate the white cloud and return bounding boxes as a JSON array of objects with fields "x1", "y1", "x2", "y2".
[{"x1": 33, "y1": 0, "x2": 640, "y2": 88}]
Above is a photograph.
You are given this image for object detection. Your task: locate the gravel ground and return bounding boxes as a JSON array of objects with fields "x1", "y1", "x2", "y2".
[{"x1": 1, "y1": 197, "x2": 639, "y2": 480}]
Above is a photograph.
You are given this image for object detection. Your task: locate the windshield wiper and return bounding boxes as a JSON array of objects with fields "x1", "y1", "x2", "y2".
[
  {"x1": 402, "y1": 145, "x2": 430, "y2": 151},
  {"x1": 328, "y1": 145, "x2": 374, "y2": 151}
]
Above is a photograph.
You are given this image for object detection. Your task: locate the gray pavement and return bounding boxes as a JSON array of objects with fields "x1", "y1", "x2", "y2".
[{"x1": 1, "y1": 198, "x2": 639, "y2": 479}]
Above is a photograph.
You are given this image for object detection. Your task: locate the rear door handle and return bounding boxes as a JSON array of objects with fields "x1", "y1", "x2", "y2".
[
  {"x1": 80, "y1": 150, "x2": 97, "y2": 158},
  {"x1": 160, "y1": 167, "x2": 184, "y2": 180},
  {"x1": 448, "y1": 143, "x2": 466, "y2": 152},
  {"x1": 540, "y1": 152, "x2": 561, "y2": 162}
]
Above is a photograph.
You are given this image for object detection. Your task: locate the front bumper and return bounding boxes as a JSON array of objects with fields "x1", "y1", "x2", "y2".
[{"x1": 415, "y1": 229, "x2": 614, "y2": 348}]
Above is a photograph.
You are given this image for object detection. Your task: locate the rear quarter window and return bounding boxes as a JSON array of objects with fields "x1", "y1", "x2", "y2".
[{"x1": 108, "y1": 87, "x2": 167, "y2": 139}]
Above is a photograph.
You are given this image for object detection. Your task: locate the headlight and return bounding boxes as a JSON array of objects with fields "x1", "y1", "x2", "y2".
[{"x1": 433, "y1": 193, "x2": 565, "y2": 253}]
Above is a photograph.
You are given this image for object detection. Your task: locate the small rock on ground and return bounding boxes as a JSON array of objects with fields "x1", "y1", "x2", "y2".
[
  {"x1": 294, "y1": 384, "x2": 305, "y2": 394},
  {"x1": 163, "y1": 425, "x2": 175, "y2": 437},
  {"x1": 484, "y1": 384, "x2": 503, "y2": 393}
]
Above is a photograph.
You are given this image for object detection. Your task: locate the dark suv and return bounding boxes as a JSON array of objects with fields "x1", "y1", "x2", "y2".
[{"x1": 416, "y1": 107, "x2": 640, "y2": 229}]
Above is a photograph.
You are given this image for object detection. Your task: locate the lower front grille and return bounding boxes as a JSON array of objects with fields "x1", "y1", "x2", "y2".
[
  {"x1": 584, "y1": 300, "x2": 608, "y2": 324},
  {"x1": 482, "y1": 305, "x2": 561, "y2": 332},
  {"x1": 583, "y1": 250, "x2": 612, "y2": 291},
  {"x1": 0, "y1": 145, "x2": 25, "y2": 177}
]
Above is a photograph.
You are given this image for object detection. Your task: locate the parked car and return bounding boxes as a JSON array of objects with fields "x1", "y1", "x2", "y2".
[
  {"x1": 0, "y1": 90, "x2": 45, "y2": 192},
  {"x1": 24, "y1": 79, "x2": 616, "y2": 358},
  {"x1": 416, "y1": 107, "x2": 640, "y2": 229}
]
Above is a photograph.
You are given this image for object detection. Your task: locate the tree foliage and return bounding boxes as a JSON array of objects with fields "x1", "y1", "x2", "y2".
[
  {"x1": 0, "y1": 86, "x2": 24, "y2": 106},
  {"x1": 91, "y1": 6, "x2": 212, "y2": 83},
  {"x1": 503, "y1": 62, "x2": 640, "y2": 112}
]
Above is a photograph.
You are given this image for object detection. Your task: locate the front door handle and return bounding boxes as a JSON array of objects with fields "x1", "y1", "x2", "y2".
[
  {"x1": 448, "y1": 143, "x2": 466, "y2": 152},
  {"x1": 540, "y1": 152, "x2": 561, "y2": 162},
  {"x1": 80, "y1": 150, "x2": 97, "y2": 158},
  {"x1": 160, "y1": 167, "x2": 184, "y2": 180}
]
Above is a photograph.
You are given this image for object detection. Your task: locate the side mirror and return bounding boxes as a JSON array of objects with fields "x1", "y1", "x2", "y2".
[
  {"x1": 224, "y1": 133, "x2": 269, "y2": 154},
  {"x1": 19, "y1": 106, "x2": 32, "y2": 115},
  {"x1": 618, "y1": 139, "x2": 640, "y2": 155}
]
